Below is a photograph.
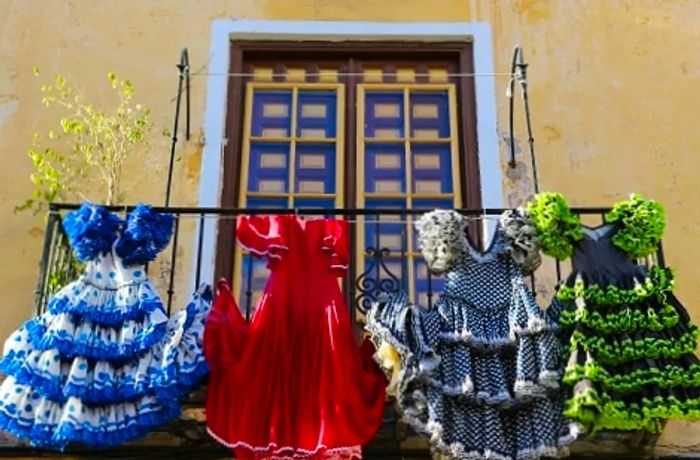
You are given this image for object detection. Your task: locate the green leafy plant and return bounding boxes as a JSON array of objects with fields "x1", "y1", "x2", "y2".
[{"x1": 16, "y1": 67, "x2": 152, "y2": 214}]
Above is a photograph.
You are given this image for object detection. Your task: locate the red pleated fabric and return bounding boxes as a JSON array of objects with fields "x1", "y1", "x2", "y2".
[{"x1": 205, "y1": 215, "x2": 387, "y2": 460}]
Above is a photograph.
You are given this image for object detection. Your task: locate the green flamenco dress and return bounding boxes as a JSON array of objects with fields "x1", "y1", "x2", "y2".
[{"x1": 529, "y1": 192, "x2": 700, "y2": 434}]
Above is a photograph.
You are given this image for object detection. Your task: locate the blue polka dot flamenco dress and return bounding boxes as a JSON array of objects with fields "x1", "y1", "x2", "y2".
[
  {"x1": 366, "y1": 209, "x2": 581, "y2": 460},
  {"x1": 0, "y1": 203, "x2": 211, "y2": 449}
]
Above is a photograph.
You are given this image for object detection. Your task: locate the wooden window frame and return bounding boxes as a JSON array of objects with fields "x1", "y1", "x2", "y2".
[{"x1": 215, "y1": 40, "x2": 481, "y2": 282}]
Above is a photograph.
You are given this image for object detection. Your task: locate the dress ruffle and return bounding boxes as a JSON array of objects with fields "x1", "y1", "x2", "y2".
[
  {"x1": 527, "y1": 192, "x2": 584, "y2": 261},
  {"x1": 0, "y1": 282, "x2": 211, "y2": 449},
  {"x1": 414, "y1": 210, "x2": 469, "y2": 276},
  {"x1": 499, "y1": 208, "x2": 542, "y2": 275},
  {"x1": 605, "y1": 193, "x2": 665, "y2": 259},
  {"x1": 48, "y1": 279, "x2": 164, "y2": 326},
  {"x1": 563, "y1": 382, "x2": 700, "y2": 433},
  {"x1": 21, "y1": 308, "x2": 169, "y2": 361},
  {"x1": 0, "y1": 379, "x2": 181, "y2": 448},
  {"x1": 63, "y1": 203, "x2": 122, "y2": 263},
  {"x1": 367, "y1": 283, "x2": 576, "y2": 459},
  {"x1": 0, "y1": 288, "x2": 210, "y2": 405},
  {"x1": 115, "y1": 204, "x2": 174, "y2": 266}
]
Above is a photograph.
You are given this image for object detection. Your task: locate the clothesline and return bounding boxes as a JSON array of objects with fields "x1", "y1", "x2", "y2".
[
  {"x1": 46, "y1": 209, "x2": 505, "y2": 224},
  {"x1": 188, "y1": 70, "x2": 515, "y2": 79}
]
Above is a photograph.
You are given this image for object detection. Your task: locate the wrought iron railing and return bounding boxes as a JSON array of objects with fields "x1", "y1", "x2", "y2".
[{"x1": 34, "y1": 203, "x2": 667, "y2": 320}]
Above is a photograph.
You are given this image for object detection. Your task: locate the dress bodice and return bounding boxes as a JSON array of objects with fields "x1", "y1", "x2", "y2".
[
  {"x1": 442, "y1": 229, "x2": 513, "y2": 310},
  {"x1": 571, "y1": 224, "x2": 642, "y2": 282},
  {"x1": 81, "y1": 253, "x2": 149, "y2": 290},
  {"x1": 236, "y1": 215, "x2": 349, "y2": 276}
]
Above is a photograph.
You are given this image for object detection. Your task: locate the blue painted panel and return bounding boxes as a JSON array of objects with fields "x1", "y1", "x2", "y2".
[
  {"x1": 293, "y1": 197, "x2": 335, "y2": 209},
  {"x1": 245, "y1": 197, "x2": 289, "y2": 209},
  {"x1": 414, "y1": 258, "x2": 444, "y2": 306},
  {"x1": 411, "y1": 198, "x2": 454, "y2": 211},
  {"x1": 410, "y1": 92, "x2": 450, "y2": 138},
  {"x1": 364, "y1": 143, "x2": 406, "y2": 193},
  {"x1": 364, "y1": 92, "x2": 404, "y2": 138},
  {"x1": 411, "y1": 143, "x2": 453, "y2": 194},
  {"x1": 251, "y1": 90, "x2": 292, "y2": 137},
  {"x1": 292, "y1": 197, "x2": 336, "y2": 218},
  {"x1": 297, "y1": 91, "x2": 337, "y2": 138},
  {"x1": 295, "y1": 143, "x2": 336, "y2": 194},
  {"x1": 247, "y1": 142, "x2": 290, "y2": 193},
  {"x1": 364, "y1": 199, "x2": 408, "y2": 255}
]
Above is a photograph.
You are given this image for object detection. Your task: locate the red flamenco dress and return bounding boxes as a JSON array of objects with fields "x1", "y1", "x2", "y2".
[{"x1": 205, "y1": 215, "x2": 386, "y2": 459}]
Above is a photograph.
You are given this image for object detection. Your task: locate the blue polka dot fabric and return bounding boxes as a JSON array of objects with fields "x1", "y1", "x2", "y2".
[
  {"x1": 0, "y1": 203, "x2": 212, "y2": 449},
  {"x1": 366, "y1": 210, "x2": 582, "y2": 460}
]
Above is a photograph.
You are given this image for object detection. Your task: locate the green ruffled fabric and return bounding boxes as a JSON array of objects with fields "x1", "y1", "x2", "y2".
[
  {"x1": 528, "y1": 192, "x2": 584, "y2": 260},
  {"x1": 564, "y1": 387, "x2": 700, "y2": 433},
  {"x1": 606, "y1": 193, "x2": 666, "y2": 259},
  {"x1": 568, "y1": 328, "x2": 699, "y2": 366},
  {"x1": 556, "y1": 266, "x2": 675, "y2": 305},
  {"x1": 564, "y1": 362, "x2": 700, "y2": 394},
  {"x1": 560, "y1": 303, "x2": 680, "y2": 334}
]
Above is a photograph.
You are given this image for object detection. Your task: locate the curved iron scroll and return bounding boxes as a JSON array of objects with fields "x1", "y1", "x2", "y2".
[{"x1": 354, "y1": 247, "x2": 402, "y2": 314}]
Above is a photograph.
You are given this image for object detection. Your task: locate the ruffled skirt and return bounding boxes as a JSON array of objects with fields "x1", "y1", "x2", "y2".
[
  {"x1": 554, "y1": 265, "x2": 700, "y2": 433},
  {"x1": 0, "y1": 280, "x2": 211, "y2": 449},
  {"x1": 366, "y1": 286, "x2": 579, "y2": 460}
]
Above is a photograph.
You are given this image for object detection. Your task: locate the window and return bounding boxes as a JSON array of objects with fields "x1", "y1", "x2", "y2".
[
  {"x1": 239, "y1": 84, "x2": 344, "y2": 209},
  {"x1": 357, "y1": 84, "x2": 461, "y2": 306},
  {"x1": 216, "y1": 42, "x2": 481, "y2": 313}
]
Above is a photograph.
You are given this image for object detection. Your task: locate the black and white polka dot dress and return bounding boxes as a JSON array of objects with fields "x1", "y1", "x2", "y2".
[{"x1": 366, "y1": 210, "x2": 580, "y2": 460}]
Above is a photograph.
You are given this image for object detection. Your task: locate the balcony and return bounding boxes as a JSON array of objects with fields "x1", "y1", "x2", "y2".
[{"x1": 4, "y1": 203, "x2": 670, "y2": 458}]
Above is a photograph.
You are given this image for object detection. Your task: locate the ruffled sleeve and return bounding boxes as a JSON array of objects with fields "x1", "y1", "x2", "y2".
[
  {"x1": 321, "y1": 219, "x2": 349, "y2": 276},
  {"x1": 527, "y1": 192, "x2": 584, "y2": 260},
  {"x1": 415, "y1": 210, "x2": 468, "y2": 275},
  {"x1": 605, "y1": 193, "x2": 665, "y2": 259},
  {"x1": 63, "y1": 202, "x2": 121, "y2": 262},
  {"x1": 115, "y1": 204, "x2": 174, "y2": 266},
  {"x1": 236, "y1": 215, "x2": 288, "y2": 261},
  {"x1": 500, "y1": 208, "x2": 542, "y2": 275}
]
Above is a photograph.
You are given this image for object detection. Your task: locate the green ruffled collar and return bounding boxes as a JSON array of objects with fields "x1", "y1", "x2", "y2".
[{"x1": 528, "y1": 192, "x2": 665, "y2": 260}]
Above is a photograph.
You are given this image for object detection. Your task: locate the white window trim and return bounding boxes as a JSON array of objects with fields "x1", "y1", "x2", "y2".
[{"x1": 194, "y1": 19, "x2": 502, "y2": 288}]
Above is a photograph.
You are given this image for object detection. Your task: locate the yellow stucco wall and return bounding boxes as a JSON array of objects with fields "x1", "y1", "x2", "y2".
[{"x1": 1, "y1": 0, "x2": 700, "y2": 453}]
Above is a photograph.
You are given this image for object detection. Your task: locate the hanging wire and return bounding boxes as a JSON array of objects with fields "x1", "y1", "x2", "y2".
[
  {"x1": 46, "y1": 208, "x2": 504, "y2": 225},
  {"x1": 189, "y1": 70, "x2": 514, "y2": 79},
  {"x1": 507, "y1": 45, "x2": 540, "y2": 194}
]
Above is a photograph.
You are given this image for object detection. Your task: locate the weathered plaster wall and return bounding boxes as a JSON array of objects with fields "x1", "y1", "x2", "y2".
[{"x1": 1, "y1": 0, "x2": 699, "y2": 453}]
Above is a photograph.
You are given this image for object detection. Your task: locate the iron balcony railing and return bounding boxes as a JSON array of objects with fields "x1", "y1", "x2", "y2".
[{"x1": 34, "y1": 203, "x2": 667, "y2": 320}]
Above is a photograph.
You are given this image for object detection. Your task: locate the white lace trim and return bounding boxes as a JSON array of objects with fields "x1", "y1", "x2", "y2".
[
  {"x1": 440, "y1": 377, "x2": 475, "y2": 396},
  {"x1": 397, "y1": 388, "x2": 579, "y2": 460},
  {"x1": 513, "y1": 380, "x2": 551, "y2": 398},
  {"x1": 206, "y1": 427, "x2": 362, "y2": 459},
  {"x1": 237, "y1": 240, "x2": 289, "y2": 260},
  {"x1": 538, "y1": 370, "x2": 561, "y2": 389},
  {"x1": 440, "y1": 330, "x2": 515, "y2": 347}
]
